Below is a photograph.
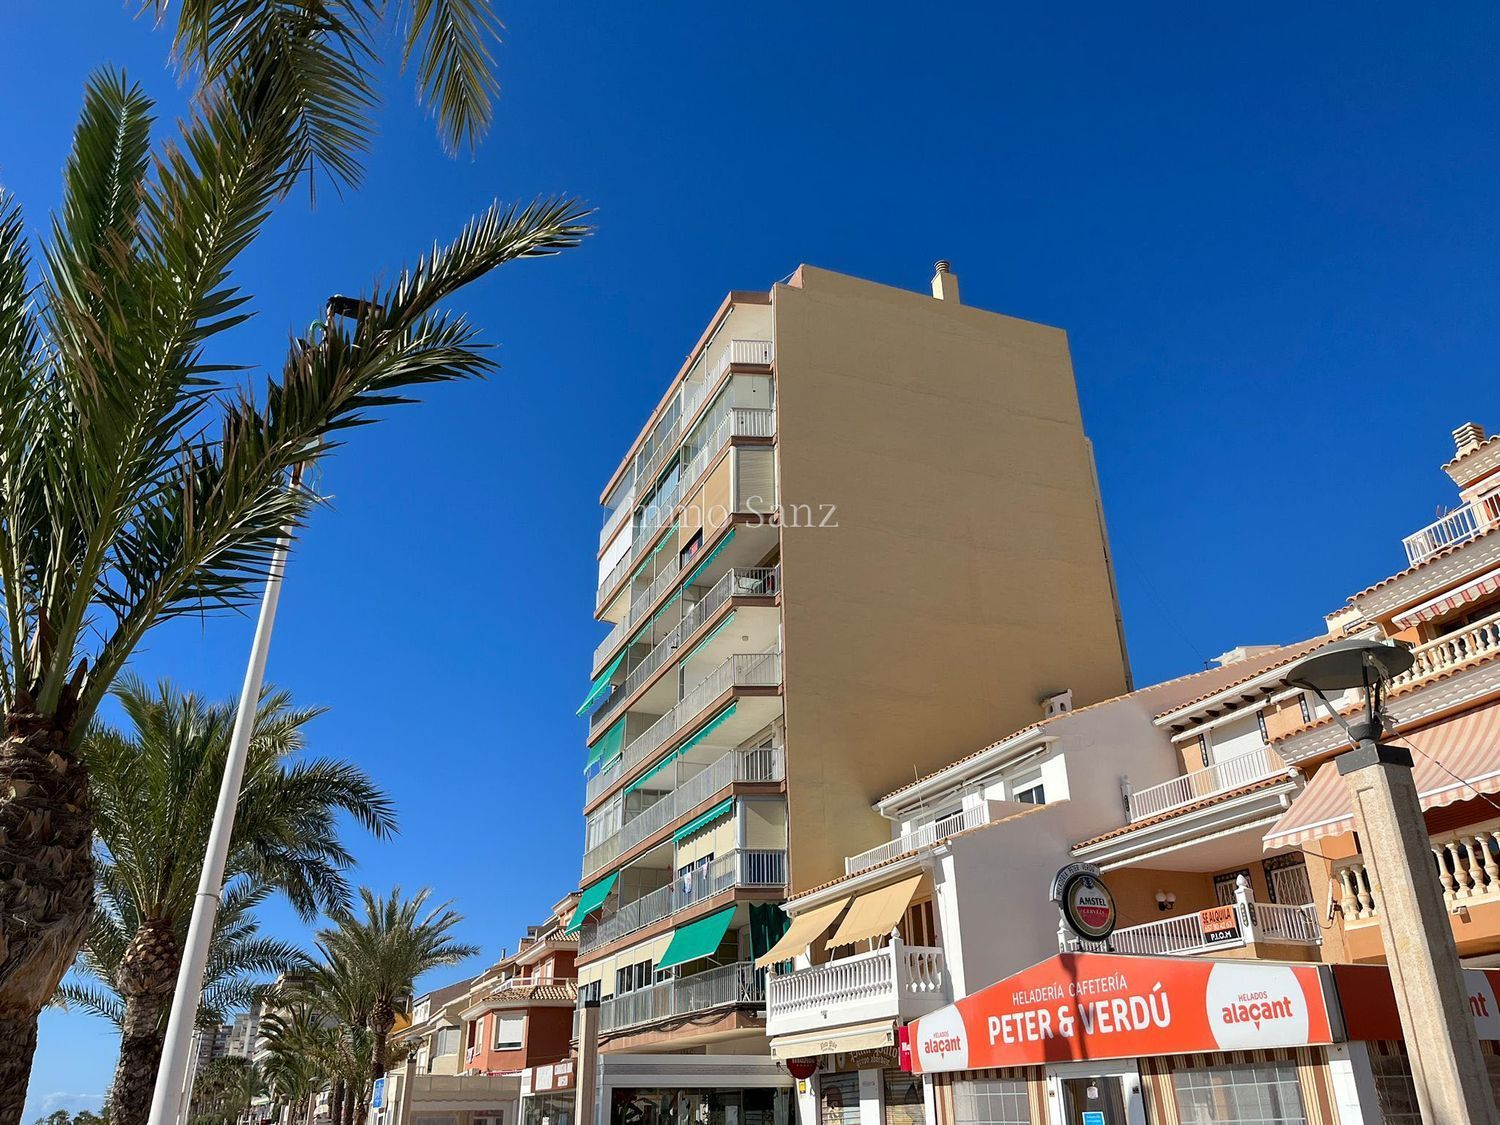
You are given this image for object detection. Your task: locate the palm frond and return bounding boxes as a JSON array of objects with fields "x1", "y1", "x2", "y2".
[
  {"x1": 52, "y1": 981, "x2": 125, "y2": 1026},
  {"x1": 400, "y1": 0, "x2": 502, "y2": 155}
]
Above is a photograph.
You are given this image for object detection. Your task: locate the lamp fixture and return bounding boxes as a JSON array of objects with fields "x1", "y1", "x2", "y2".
[
  {"x1": 1155, "y1": 890, "x2": 1177, "y2": 912},
  {"x1": 1283, "y1": 637, "x2": 1414, "y2": 744}
]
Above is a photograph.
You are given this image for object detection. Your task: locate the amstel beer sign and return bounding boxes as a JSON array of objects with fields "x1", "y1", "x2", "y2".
[{"x1": 1050, "y1": 862, "x2": 1116, "y2": 942}]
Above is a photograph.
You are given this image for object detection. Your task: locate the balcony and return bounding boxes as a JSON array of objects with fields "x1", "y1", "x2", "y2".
[
  {"x1": 1387, "y1": 607, "x2": 1500, "y2": 693},
  {"x1": 845, "y1": 805, "x2": 993, "y2": 876},
  {"x1": 766, "y1": 940, "x2": 949, "y2": 1039},
  {"x1": 1062, "y1": 900, "x2": 1321, "y2": 957},
  {"x1": 582, "y1": 746, "x2": 785, "y2": 879},
  {"x1": 586, "y1": 650, "x2": 783, "y2": 805},
  {"x1": 590, "y1": 567, "x2": 782, "y2": 729},
  {"x1": 598, "y1": 960, "x2": 765, "y2": 1034},
  {"x1": 1126, "y1": 746, "x2": 1287, "y2": 821},
  {"x1": 1403, "y1": 494, "x2": 1500, "y2": 566},
  {"x1": 1334, "y1": 815, "x2": 1500, "y2": 923},
  {"x1": 577, "y1": 848, "x2": 787, "y2": 954}
]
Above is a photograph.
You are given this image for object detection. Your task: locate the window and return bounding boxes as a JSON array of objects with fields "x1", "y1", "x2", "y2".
[
  {"x1": 883, "y1": 1070, "x2": 923, "y2": 1125},
  {"x1": 1369, "y1": 1048, "x2": 1421, "y2": 1125},
  {"x1": 1010, "y1": 777, "x2": 1045, "y2": 805},
  {"x1": 818, "y1": 1074, "x2": 860, "y2": 1125},
  {"x1": 466, "y1": 1020, "x2": 478, "y2": 1049},
  {"x1": 952, "y1": 1076, "x2": 1031, "y2": 1125},
  {"x1": 434, "y1": 1027, "x2": 460, "y2": 1057},
  {"x1": 615, "y1": 959, "x2": 653, "y2": 995},
  {"x1": 1214, "y1": 869, "x2": 1250, "y2": 906},
  {"x1": 1264, "y1": 855, "x2": 1314, "y2": 905},
  {"x1": 492, "y1": 1013, "x2": 524, "y2": 1050},
  {"x1": 680, "y1": 529, "x2": 704, "y2": 567},
  {"x1": 579, "y1": 980, "x2": 602, "y2": 1005},
  {"x1": 1173, "y1": 1062, "x2": 1306, "y2": 1124}
]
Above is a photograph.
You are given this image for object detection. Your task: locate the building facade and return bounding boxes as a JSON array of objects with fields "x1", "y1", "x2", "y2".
[
  {"x1": 569, "y1": 262, "x2": 1135, "y2": 1125},
  {"x1": 763, "y1": 418, "x2": 1500, "y2": 1124}
]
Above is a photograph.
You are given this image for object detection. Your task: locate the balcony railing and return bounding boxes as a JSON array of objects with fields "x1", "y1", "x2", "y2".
[
  {"x1": 1403, "y1": 494, "x2": 1500, "y2": 566},
  {"x1": 586, "y1": 650, "x2": 783, "y2": 805},
  {"x1": 845, "y1": 804, "x2": 992, "y2": 876},
  {"x1": 1335, "y1": 815, "x2": 1500, "y2": 922},
  {"x1": 1386, "y1": 607, "x2": 1500, "y2": 693},
  {"x1": 577, "y1": 849, "x2": 787, "y2": 954},
  {"x1": 1126, "y1": 746, "x2": 1286, "y2": 822},
  {"x1": 766, "y1": 940, "x2": 948, "y2": 1037},
  {"x1": 1062, "y1": 900, "x2": 1320, "y2": 956},
  {"x1": 581, "y1": 746, "x2": 785, "y2": 880},
  {"x1": 597, "y1": 961, "x2": 765, "y2": 1034}
]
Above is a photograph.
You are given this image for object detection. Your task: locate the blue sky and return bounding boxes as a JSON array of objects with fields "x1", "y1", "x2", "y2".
[{"x1": 5, "y1": 0, "x2": 1499, "y2": 1116}]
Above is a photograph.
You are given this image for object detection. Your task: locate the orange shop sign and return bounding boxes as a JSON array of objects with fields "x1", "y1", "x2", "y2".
[{"x1": 907, "y1": 952, "x2": 1335, "y2": 1074}]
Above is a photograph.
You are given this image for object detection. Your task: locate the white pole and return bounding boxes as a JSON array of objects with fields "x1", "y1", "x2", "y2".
[{"x1": 147, "y1": 518, "x2": 296, "y2": 1125}]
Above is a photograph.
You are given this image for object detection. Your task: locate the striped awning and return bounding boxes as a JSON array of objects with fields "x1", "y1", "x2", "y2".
[
  {"x1": 1393, "y1": 565, "x2": 1500, "y2": 627},
  {"x1": 1264, "y1": 701, "x2": 1500, "y2": 850}
]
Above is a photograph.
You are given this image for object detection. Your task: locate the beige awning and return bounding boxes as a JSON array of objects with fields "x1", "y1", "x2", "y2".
[
  {"x1": 769, "y1": 1020, "x2": 896, "y2": 1060},
  {"x1": 755, "y1": 897, "x2": 849, "y2": 968},
  {"x1": 827, "y1": 874, "x2": 924, "y2": 947},
  {"x1": 1264, "y1": 701, "x2": 1500, "y2": 851}
]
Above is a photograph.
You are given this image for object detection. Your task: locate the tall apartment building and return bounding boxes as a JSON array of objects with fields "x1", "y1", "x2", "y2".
[
  {"x1": 226, "y1": 1002, "x2": 262, "y2": 1058},
  {"x1": 568, "y1": 264, "x2": 1133, "y2": 1123}
]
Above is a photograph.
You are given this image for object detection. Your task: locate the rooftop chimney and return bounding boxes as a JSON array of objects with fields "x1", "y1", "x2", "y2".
[
  {"x1": 931, "y1": 260, "x2": 960, "y2": 303},
  {"x1": 1453, "y1": 422, "x2": 1487, "y2": 457},
  {"x1": 1041, "y1": 689, "x2": 1073, "y2": 719}
]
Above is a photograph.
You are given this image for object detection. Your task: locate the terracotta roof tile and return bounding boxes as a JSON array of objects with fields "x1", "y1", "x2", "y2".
[
  {"x1": 1345, "y1": 526, "x2": 1500, "y2": 603},
  {"x1": 1151, "y1": 636, "x2": 1331, "y2": 721},
  {"x1": 1444, "y1": 433, "x2": 1500, "y2": 470}
]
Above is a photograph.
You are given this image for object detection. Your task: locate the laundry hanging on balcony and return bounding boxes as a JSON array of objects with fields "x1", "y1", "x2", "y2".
[{"x1": 1263, "y1": 700, "x2": 1500, "y2": 850}]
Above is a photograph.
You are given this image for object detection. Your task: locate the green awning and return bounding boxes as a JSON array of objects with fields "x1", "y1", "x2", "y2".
[
  {"x1": 655, "y1": 905, "x2": 737, "y2": 971},
  {"x1": 625, "y1": 704, "x2": 738, "y2": 795},
  {"x1": 673, "y1": 797, "x2": 734, "y2": 844},
  {"x1": 565, "y1": 872, "x2": 618, "y2": 934},
  {"x1": 587, "y1": 718, "x2": 626, "y2": 771},
  {"x1": 684, "y1": 528, "x2": 736, "y2": 587},
  {"x1": 577, "y1": 651, "x2": 626, "y2": 716},
  {"x1": 684, "y1": 611, "x2": 736, "y2": 663}
]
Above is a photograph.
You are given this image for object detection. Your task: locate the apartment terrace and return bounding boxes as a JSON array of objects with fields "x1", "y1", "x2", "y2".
[
  {"x1": 585, "y1": 649, "x2": 784, "y2": 808},
  {"x1": 1403, "y1": 493, "x2": 1500, "y2": 566},
  {"x1": 597, "y1": 960, "x2": 765, "y2": 1035},
  {"x1": 1125, "y1": 745, "x2": 1290, "y2": 821},
  {"x1": 577, "y1": 848, "x2": 787, "y2": 955},
  {"x1": 588, "y1": 566, "x2": 781, "y2": 734},
  {"x1": 1334, "y1": 814, "x2": 1500, "y2": 925},
  {"x1": 581, "y1": 745, "x2": 785, "y2": 879},
  {"x1": 1060, "y1": 899, "x2": 1320, "y2": 958},
  {"x1": 765, "y1": 939, "x2": 949, "y2": 1044},
  {"x1": 843, "y1": 803, "x2": 995, "y2": 876}
]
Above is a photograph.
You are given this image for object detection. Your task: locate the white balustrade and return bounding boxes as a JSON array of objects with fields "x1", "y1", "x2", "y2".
[
  {"x1": 1335, "y1": 816, "x2": 1500, "y2": 922},
  {"x1": 1061, "y1": 899, "x2": 1319, "y2": 956},
  {"x1": 1386, "y1": 608, "x2": 1500, "y2": 692},
  {"x1": 1403, "y1": 494, "x2": 1500, "y2": 565},
  {"x1": 766, "y1": 941, "x2": 950, "y2": 1036},
  {"x1": 1127, "y1": 746, "x2": 1285, "y2": 822}
]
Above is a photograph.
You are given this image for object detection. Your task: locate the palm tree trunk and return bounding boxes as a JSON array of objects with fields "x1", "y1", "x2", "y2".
[
  {"x1": 367, "y1": 1003, "x2": 394, "y2": 1082},
  {"x1": 330, "y1": 1079, "x2": 344, "y2": 1125},
  {"x1": 0, "y1": 717, "x2": 94, "y2": 1125},
  {"x1": 110, "y1": 918, "x2": 184, "y2": 1125}
]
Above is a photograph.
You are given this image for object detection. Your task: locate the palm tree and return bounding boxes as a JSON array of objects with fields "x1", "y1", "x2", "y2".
[
  {"x1": 258, "y1": 1004, "x2": 331, "y2": 1125},
  {"x1": 66, "y1": 677, "x2": 394, "y2": 1125},
  {"x1": 318, "y1": 889, "x2": 476, "y2": 1089},
  {"x1": 190, "y1": 1056, "x2": 265, "y2": 1125},
  {"x1": 0, "y1": 5, "x2": 585, "y2": 1113}
]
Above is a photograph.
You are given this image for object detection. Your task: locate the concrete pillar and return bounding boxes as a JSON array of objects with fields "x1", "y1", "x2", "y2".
[
  {"x1": 857, "y1": 1070, "x2": 882, "y2": 1125},
  {"x1": 1340, "y1": 740, "x2": 1498, "y2": 1124},
  {"x1": 574, "y1": 1002, "x2": 601, "y2": 1125}
]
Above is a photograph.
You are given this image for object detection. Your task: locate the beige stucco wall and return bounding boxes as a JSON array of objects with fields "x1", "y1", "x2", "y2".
[{"x1": 772, "y1": 265, "x2": 1132, "y2": 892}]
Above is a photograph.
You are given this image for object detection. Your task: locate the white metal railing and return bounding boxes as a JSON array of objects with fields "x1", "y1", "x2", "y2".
[
  {"x1": 1127, "y1": 746, "x2": 1285, "y2": 822},
  {"x1": 1336, "y1": 816, "x2": 1500, "y2": 922},
  {"x1": 732, "y1": 407, "x2": 776, "y2": 439},
  {"x1": 578, "y1": 849, "x2": 787, "y2": 954},
  {"x1": 1063, "y1": 897, "x2": 1319, "y2": 956},
  {"x1": 767, "y1": 942, "x2": 945, "y2": 1019},
  {"x1": 1403, "y1": 494, "x2": 1500, "y2": 565},
  {"x1": 592, "y1": 618, "x2": 629, "y2": 675},
  {"x1": 845, "y1": 805, "x2": 991, "y2": 876},
  {"x1": 586, "y1": 650, "x2": 783, "y2": 805},
  {"x1": 597, "y1": 961, "x2": 764, "y2": 1034},
  {"x1": 1387, "y1": 607, "x2": 1500, "y2": 692},
  {"x1": 580, "y1": 746, "x2": 785, "y2": 879}
]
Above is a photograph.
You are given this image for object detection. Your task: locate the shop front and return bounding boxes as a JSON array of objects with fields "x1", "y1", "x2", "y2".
[
  {"x1": 903, "y1": 952, "x2": 1500, "y2": 1124},
  {"x1": 593, "y1": 1053, "x2": 794, "y2": 1125}
]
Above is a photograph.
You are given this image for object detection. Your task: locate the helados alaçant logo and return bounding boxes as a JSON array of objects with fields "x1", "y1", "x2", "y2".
[
  {"x1": 914, "y1": 1006, "x2": 969, "y2": 1071},
  {"x1": 1205, "y1": 963, "x2": 1310, "y2": 1050}
]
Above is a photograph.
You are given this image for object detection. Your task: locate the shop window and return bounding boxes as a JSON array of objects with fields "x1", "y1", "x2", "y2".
[
  {"x1": 1172, "y1": 1062, "x2": 1306, "y2": 1124},
  {"x1": 882, "y1": 1070, "x2": 923, "y2": 1125},
  {"x1": 1369, "y1": 1047, "x2": 1422, "y2": 1125},
  {"x1": 819, "y1": 1073, "x2": 860, "y2": 1125},
  {"x1": 952, "y1": 1076, "x2": 1030, "y2": 1125}
]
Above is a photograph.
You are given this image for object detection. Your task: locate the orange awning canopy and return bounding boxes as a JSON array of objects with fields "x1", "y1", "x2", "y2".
[{"x1": 1264, "y1": 701, "x2": 1500, "y2": 851}]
